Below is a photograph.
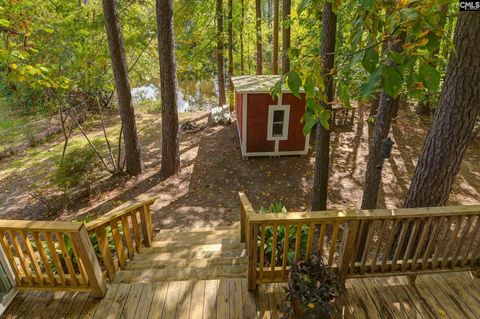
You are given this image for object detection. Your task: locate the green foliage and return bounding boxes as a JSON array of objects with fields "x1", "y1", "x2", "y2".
[
  {"x1": 51, "y1": 146, "x2": 97, "y2": 189},
  {"x1": 258, "y1": 203, "x2": 309, "y2": 267},
  {"x1": 286, "y1": 254, "x2": 345, "y2": 317},
  {"x1": 260, "y1": 202, "x2": 287, "y2": 214}
]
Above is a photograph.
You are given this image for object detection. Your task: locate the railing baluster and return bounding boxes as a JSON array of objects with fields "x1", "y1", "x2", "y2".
[
  {"x1": 410, "y1": 217, "x2": 433, "y2": 271},
  {"x1": 9, "y1": 230, "x2": 33, "y2": 285},
  {"x1": 67, "y1": 233, "x2": 88, "y2": 285},
  {"x1": 391, "y1": 220, "x2": 408, "y2": 272},
  {"x1": 294, "y1": 223, "x2": 302, "y2": 261},
  {"x1": 328, "y1": 222, "x2": 340, "y2": 266},
  {"x1": 248, "y1": 223, "x2": 258, "y2": 291},
  {"x1": 121, "y1": 215, "x2": 135, "y2": 260},
  {"x1": 110, "y1": 220, "x2": 127, "y2": 269},
  {"x1": 31, "y1": 232, "x2": 55, "y2": 286},
  {"x1": 270, "y1": 224, "x2": 278, "y2": 280},
  {"x1": 317, "y1": 223, "x2": 326, "y2": 259},
  {"x1": 370, "y1": 220, "x2": 387, "y2": 273},
  {"x1": 381, "y1": 220, "x2": 399, "y2": 272},
  {"x1": 461, "y1": 216, "x2": 480, "y2": 267},
  {"x1": 20, "y1": 231, "x2": 43, "y2": 285},
  {"x1": 441, "y1": 216, "x2": 464, "y2": 269},
  {"x1": 281, "y1": 223, "x2": 289, "y2": 280},
  {"x1": 130, "y1": 210, "x2": 142, "y2": 253},
  {"x1": 451, "y1": 215, "x2": 473, "y2": 268},
  {"x1": 360, "y1": 222, "x2": 375, "y2": 274},
  {"x1": 56, "y1": 232, "x2": 79, "y2": 287},
  {"x1": 259, "y1": 223, "x2": 265, "y2": 282},
  {"x1": 306, "y1": 222, "x2": 314, "y2": 259},
  {"x1": 44, "y1": 231, "x2": 67, "y2": 285},
  {"x1": 140, "y1": 204, "x2": 153, "y2": 247},
  {"x1": 431, "y1": 217, "x2": 453, "y2": 269},
  {"x1": 402, "y1": 219, "x2": 420, "y2": 272},
  {"x1": 95, "y1": 227, "x2": 116, "y2": 281}
]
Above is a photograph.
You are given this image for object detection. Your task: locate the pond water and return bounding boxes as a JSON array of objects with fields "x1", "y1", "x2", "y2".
[{"x1": 132, "y1": 79, "x2": 217, "y2": 112}]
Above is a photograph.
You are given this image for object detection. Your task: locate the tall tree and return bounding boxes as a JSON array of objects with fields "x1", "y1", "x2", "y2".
[
  {"x1": 272, "y1": 0, "x2": 279, "y2": 74},
  {"x1": 255, "y1": 0, "x2": 263, "y2": 75},
  {"x1": 360, "y1": 34, "x2": 405, "y2": 210},
  {"x1": 156, "y1": 0, "x2": 180, "y2": 176},
  {"x1": 281, "y1": 0, "x2": 291, "y2": 73},
  {"x1": 101, "y1": 0, "x2": 142, "y2": 176},
  {"x1": 216, "y1": 0, "x2": 226, "y2": 106},
  {"x1": 311, "y1": 1, "x2": 336, "y2": 211},
  {"x1": 228, "y1": 0, "x2": 234, "y2": 107},
  {"x1": 240, "y1": 0, "x2": 245, "y2": 74},
  {"x1": 404, "y1": 12, "x2": 480, "y2": 208}
]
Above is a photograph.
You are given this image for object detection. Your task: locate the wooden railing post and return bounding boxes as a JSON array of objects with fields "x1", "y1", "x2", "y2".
[
  {"x1": 71, "y1": 225, "x2": 107, "y2": 298},
  {"x1": 240, "y1": 203, "x2": 246, "y2": 243},
  {"x1": 337, "y1": 220, "x2": 359, "y2": 284},
  {"x1": 248, "y1": 222, "x2": 258, "y2": 291},
  {"x1": 140, "y1": 204, "x2": 153, "y2": 247}
]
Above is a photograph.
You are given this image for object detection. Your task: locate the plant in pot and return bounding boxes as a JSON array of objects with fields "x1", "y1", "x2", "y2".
[{"x1": 285, "y1": 254, "x2": 345, "y2": 318}]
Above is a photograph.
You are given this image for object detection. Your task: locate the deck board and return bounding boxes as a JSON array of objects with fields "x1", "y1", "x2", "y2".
[{"x1": 1, "y1": 273, "x2": 479, "y2": 318}]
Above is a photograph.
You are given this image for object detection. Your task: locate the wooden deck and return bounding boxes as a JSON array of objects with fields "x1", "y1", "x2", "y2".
[{"x1": 1, "y1": 272, "x2": 479, "y2": 318}]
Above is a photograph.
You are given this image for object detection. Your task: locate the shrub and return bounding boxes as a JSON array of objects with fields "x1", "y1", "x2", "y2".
[{"x1": 51, "y1": 146, "x2": 97, "y2": 190}]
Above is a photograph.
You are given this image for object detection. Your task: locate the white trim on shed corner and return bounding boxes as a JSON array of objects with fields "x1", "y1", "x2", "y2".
[{"x1": 241, "y1": 93, "x2": 248, "y2": 158}]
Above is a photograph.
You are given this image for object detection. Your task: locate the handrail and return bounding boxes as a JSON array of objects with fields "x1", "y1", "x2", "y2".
[
  {"x1": 239, "y1": 192, "x2": 480, "y2": 291},
  {"x1": 0, "y1": 222, "x2": 106, "y2": 297},
  {"x1": 246, "y1": 205, "x2": 480, "y2": 223},
  {"x1": 85, "y1": 197, "x2": 157, "y2": 282}
]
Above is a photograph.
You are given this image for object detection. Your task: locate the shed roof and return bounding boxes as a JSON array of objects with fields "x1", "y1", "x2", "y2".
[{"x1": 231, "y1": 75, "x2": 285, "y2": 93}]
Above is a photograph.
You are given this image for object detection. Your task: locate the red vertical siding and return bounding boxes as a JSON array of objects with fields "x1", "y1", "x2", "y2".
[
  {"x1": 246, "y1": 94, "x2": 276, "y2": 153},
  {"x1": 279, "y1": 93, "x2": 307, "y2": 152}
]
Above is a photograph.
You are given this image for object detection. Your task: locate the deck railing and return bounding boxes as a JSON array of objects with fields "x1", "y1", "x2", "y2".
[
  {"x1": 239, "y1": 192, "x2": 480, "y2": 290},
  {"x1": 85, "y1": 198, "x2": 156, "y2": 281},
  {"x1": 0, "y1": 197, "x2": 156, "y2": 297},
  {"x1": 0, "y1": 220, "x2": 106, "y2": 297}
]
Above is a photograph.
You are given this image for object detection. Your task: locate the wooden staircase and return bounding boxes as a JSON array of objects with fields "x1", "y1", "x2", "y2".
[{"x1": 113, "y1": 224, "x2": 248, "y2": 283}]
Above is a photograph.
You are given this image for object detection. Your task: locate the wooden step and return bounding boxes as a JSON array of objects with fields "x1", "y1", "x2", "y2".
[
  {"x1": 155, "y1": 228, "x2": 240, "y2": 241},
  {"x1": 132, "y1": 249, "x2": 246, "y2": 261},
  {"x1": 140, "y1": 240, "x2": 245, "y2": 254},
  {"x1": 125, "y1": 256, "x2": 248, "y2": 270},
  {"x1": 113, "y1": 265, "x2": 247, "y2": 283},
  {"x1": 156, "y1": 223, "x2": 240, "y2": 236}
]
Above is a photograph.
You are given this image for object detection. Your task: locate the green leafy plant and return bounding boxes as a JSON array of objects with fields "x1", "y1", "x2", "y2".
[
  {"x1": 286, "y1": 254, "x2": 345, "y2": 319},
  {"x1": 51, "y1": 146, "x2": 97, "y2": 190},
  {"x1": 258, "y1": 203, "x2": 309, "y2": 267}
]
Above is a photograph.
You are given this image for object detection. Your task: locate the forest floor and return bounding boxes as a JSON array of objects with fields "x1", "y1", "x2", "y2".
[{"x1": 0, "y1": 104, "x2": 479, "y2": 229}]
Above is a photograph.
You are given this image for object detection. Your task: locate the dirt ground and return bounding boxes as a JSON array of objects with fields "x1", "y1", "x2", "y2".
[{"x1": 1, "y1": 105, "x2": 479, "y2": 230}]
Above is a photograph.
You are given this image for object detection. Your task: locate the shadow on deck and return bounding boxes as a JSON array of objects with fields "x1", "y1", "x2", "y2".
[{"x1": 2, "y1": 272, "x2": 479, "y2": 318}]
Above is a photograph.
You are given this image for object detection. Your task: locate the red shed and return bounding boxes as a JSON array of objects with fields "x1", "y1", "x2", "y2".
[{"x1": 232, "y1": 75, "x2": 310, "y2": 158}]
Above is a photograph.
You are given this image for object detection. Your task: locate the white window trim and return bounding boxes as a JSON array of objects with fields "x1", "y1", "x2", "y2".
[{"x1": 267, "y1": 105, "x2": 290, "y2": 141}]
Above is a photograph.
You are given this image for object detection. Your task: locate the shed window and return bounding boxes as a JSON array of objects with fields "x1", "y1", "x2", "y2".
[{"x1": 267, "y1": 105, "x2": 290, "y2": 140}]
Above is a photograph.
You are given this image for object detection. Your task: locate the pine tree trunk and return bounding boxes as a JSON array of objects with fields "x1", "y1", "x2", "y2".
[
  {"x1": 404, "y1": 12, "x2": 480, "y2": 208},
  {"x1": 360, "y1": 33, "x2": 405, "y2": 210},
  {"x1": 311, "y1": 2, "x2": 336, "y2": 211},
  {"x1": 216, "y1": 0, "x2": 226, "y2": 106},
  {"x1": 102, "y1": 0, "x2": 142, "y2": 176},
  {"x1": 240, "y1": 0, "x2": 245, "y2": 74},
  {"x1": 255, "y1": 0, "x2": 263, "y2": 75},
  {"x1": 156, "y1": 0, "x2": 180, "y2": 176},
  {"x1": 281, "y1": 0, "x2": 291, "y2": 74},
  {"x1": 272, "y1": 0, "x2": 279, "y2": 74},
  {"x1": 228, "y1": 0, "x2": 234, "y2": 107}
]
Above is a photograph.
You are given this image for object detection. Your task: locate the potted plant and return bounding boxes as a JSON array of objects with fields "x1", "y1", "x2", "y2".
[{"x1": 285, "y1": 254, "x2": 345, "y2": 319}]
